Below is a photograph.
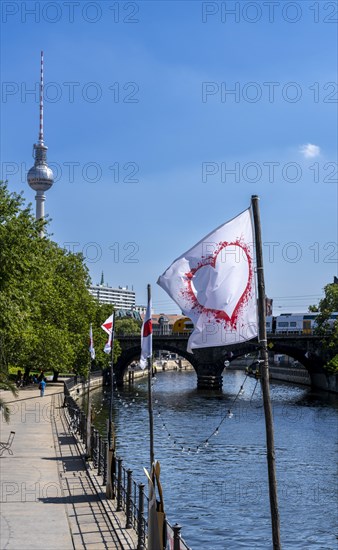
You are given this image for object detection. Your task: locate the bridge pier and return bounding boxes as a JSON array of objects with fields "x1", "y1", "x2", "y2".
[
  {"x1": 193, "y1": 349, "x2": 225, "y2": 390},
  {"x1": 196, "y1": 371, "x2": 223, "y2": 390}
]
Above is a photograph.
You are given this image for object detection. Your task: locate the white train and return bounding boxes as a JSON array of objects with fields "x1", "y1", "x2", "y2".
[{"x1": 266, "y1": 312, "x2": 338, "y2": 335}]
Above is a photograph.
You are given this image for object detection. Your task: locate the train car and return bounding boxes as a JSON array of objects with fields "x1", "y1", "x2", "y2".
[
  {"x1": 172, "y1": 317, "x2": 194, "y2": 334},
  {"x1": 172, "y1": 312, "x2": 337, "y2": 336},
  {"x1": 302, "y1": 313, "x2": 319, "y2": 334},
  {"x1": 266, "y1": 316, "x2": 276, "y2": 333},
  {"x1": 274, "y1": 312, "x2": 338, "y2": 334},
  {"x1": 275, "y1": 314, "x2": 306, "y2": 334}
]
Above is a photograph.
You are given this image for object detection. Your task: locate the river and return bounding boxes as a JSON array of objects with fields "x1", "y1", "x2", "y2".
[{"x1": 89, "y1": 370, "x2": 338, "y2": 549}]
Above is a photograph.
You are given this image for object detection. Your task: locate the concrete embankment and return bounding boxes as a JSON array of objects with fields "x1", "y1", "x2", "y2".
[
  {"x1": 268, "y1": 365, "x2": 311, "y2": 386},
  {"x1": 229, "y1": 360, "x2": 338, "y2": 393},
  {"x1": 228, "y1": 359, "x2": 311, "y2": 387},
  {"x1": 124, "y1": 359, "x2": 194, "y2": 384}
]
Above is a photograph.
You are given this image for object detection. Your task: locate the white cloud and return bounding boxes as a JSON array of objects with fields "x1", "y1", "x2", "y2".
[{"x1": 300, "y1": 143, "x2": 321, "y2": 158}]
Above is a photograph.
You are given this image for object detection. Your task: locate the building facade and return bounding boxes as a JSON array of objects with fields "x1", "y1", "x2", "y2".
[{"x1": 89, "y1": 284, "x2": 136, "y2": 309}]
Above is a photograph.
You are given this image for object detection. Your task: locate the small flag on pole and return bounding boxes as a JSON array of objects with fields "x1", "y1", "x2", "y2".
[
  {"x1": 104, "y1": 329, "x2": 113, "y2": 355},
  {"x1": 101, "y1": 314, "x2": 114, "y2": 335},
  {"x1": 101, "y1": 314, "x2": 114, "y2": 354},
  {"x1": 140, "y1": 297, "x2": 152, "y2": 369},
  {"x1": 89, "y1": 324, "x2": 95, "y2": 360},
  {"x1": 157, "y1": 207, "x2": 258, "y2": 352}
]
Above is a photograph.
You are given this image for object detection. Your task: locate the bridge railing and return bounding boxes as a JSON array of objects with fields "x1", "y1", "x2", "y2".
[
  {"x1": 117, "y1": 332, "x2": 191, "y2": 338},
  {"x1": 63, "y1": 388, "x2": 191, "y2": 550},
  {"x1": 116, "y1": 331, "x2": 323, "y2": 340}
]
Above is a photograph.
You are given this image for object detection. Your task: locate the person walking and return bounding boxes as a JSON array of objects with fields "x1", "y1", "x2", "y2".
[{"x1": 39, "y1": 378, "x2": 46, "y2": 397}]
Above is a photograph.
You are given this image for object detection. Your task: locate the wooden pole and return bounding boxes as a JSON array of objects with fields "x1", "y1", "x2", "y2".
[
  {"x1": 251, "y1": 195, "x2": 281, "y2": 550},
  {"x1": 146, "y1": 284, "x2": 155, "y2": 470}
]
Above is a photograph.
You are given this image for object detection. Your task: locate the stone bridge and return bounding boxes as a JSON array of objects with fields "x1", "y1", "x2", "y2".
[{"x1": 114, "y1": 333, "x2": 336, "y2": 391}]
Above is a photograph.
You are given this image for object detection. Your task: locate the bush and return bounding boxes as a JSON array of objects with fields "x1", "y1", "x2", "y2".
[{"x1": 325, "y1": 354, "x2": 338, "y2": 375}]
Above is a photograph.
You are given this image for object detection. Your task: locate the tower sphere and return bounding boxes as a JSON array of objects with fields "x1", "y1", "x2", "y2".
[{"x1": 27, "y1": 144, "x2": 54, "y2": 192}]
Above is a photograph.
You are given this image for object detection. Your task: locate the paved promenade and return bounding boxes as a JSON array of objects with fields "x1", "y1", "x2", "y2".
[{"x1": 0, "y1": 384, "x2": 137, "y2": 550}]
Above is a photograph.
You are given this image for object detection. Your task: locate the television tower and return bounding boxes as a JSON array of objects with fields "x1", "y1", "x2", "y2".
[{"x1": 27, "y1": 51, "x2": 54, "y2": 237}]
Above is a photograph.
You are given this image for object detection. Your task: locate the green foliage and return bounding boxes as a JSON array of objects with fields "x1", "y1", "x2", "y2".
[
  {"x1": 0, "y1": 181, "x2": 101, "y2": 379},
  {"x1": 115, "y1": 318, "x2": 141, "y2": 335},
  {"x1": 308, "y1": 305, "x2": 319, "y2": 312},
  {"x1": 0, "y1": 180, "x2": 127, "y2": 396},
  {"x1": 326, "y1": 354, "x2": 338, "y2": 375},
  {"x1": 313, "y1": 281, "x2": 338, "y2": 373}
]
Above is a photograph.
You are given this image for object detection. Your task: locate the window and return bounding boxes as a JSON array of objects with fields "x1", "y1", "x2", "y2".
[{"x1": 278, "y1": 322, "x2": 289, "y2": 327}]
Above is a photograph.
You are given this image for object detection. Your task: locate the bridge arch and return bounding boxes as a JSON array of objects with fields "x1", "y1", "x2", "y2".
[
  {"x1": 115, "y1": 334, "x2": 333, "y2": 390},
  {"x1": 114, "y1": 341, "x2": 198, "y2": 386}
]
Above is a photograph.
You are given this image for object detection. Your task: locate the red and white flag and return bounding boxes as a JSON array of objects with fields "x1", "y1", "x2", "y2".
[
  {"x1": 101, "y1": 313, "x2": 114, "y2": 354},
  {"x1": 103, "y1": 330, "x2": 113, "y2": 355},
  {"x1": 157, "y1": 208, "x2": 258, "y2": 352},
  {"x1": 89, "y1": 324, "x2": 95, "y2": 360},
  {"x1": 101, "y1": 314, "x2": 114, "y2": 335},
  {"x1": 140, "y1": 298, "x2": 152, "y2": 369}
]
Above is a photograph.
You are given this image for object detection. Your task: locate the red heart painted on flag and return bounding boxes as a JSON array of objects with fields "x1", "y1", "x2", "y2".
[{"x1": 184, "y1": 241, "x2": 253, "y2": 327}]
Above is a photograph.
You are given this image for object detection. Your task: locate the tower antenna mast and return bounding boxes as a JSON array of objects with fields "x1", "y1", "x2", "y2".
[
  {"x1": 39, "y1": 50, "x2": 44, "y2": 144},
  {"x1": 27, "y1": 51, "x2": 54, "y2": 237}
]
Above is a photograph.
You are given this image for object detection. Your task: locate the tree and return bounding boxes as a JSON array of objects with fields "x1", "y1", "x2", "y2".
[
  {"x1": 0, "y1": 334, "x2": 18, "y2": 423},
  {"x1": 115, "y1": 318, "x2": 141, "y2": 335},
  {"x1": 312, "y1": 280, "x2": 338, "y2": 374},
  {"x1": 0, "y1": 181, "x2": 99, "y2": 381}
]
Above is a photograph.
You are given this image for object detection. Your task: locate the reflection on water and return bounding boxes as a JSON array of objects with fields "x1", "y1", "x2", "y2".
[{"x1": 89, "y1": 370, "x2": 338, "y2": 550}]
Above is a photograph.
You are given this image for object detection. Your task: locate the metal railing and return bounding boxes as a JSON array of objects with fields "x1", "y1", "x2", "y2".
[
  {"x1": 64, "y1": 370, "x2": 103, "y2": 394},
  {"x1": 63, "y1": 381, "x2": 191, "y2": 550}
]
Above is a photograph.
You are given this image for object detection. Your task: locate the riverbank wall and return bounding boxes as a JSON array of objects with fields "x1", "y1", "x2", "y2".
[
  {"x1": 268, "y1": 365, "x2": 311, "y2": 385},
  {"x1": 65, "y1": 371, "x2": 103, "y2": 400},
  {"x1": 228, "y1": 359, "x2": 311, "y2": 386},
  {"x1": 309, "y1": 372, "x2": 338, "y2": 393},
  {"x1": 229, "y1": 360, "x2": 338, "y2": 393},
  {"x1": 124, "y1": 359, "x2": 193, "y2": 384}
]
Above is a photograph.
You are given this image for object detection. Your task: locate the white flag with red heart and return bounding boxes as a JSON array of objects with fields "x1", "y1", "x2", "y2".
[{"x1": 157, "y1": 208, "x2": 258, "y2": 351}]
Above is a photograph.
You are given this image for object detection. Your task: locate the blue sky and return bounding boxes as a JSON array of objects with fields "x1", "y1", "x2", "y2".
[{"x1": 1, "y1": 0, "x2": 337, "y2": 313}]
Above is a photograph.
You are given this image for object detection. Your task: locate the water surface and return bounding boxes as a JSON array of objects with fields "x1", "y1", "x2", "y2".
[{"x1": 90, "y1": 370, "x2": 338, "y2": 549}]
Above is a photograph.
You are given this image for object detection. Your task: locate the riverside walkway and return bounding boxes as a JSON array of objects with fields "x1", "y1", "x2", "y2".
[{"x1": 0, "y1": 384, "x2": 137, "y2": 550}]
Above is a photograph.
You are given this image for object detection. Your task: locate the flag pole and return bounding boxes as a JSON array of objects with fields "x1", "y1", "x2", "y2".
[
  {"x1": 108, "y1": 312, "x2": 115, "y2": 448},
  {"x1": 147, "y1": 283, "x2": 155, "y2": 470},
  {"x1": 106, "y1": 312, "x2": 116, "y2": 499},
  {"x1": 251, "y1": 195, "x2": 281, "y2": 550}
]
